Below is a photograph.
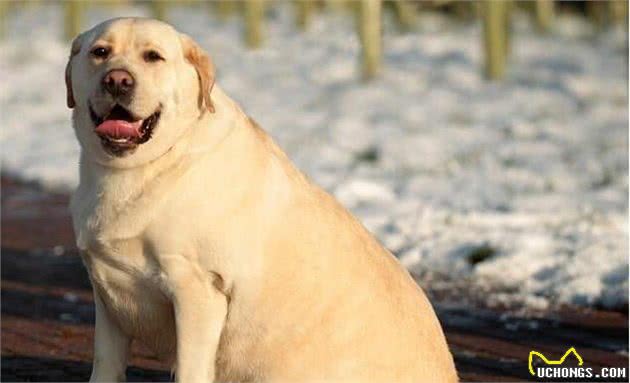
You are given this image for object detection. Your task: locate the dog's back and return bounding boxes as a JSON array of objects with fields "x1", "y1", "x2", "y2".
[{"x1": 213, "y1": 114, "x2": 457, "y2": 382}]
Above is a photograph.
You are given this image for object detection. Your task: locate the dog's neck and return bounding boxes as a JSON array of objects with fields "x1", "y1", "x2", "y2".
[
  {"x1": 81, "y1": 87, "x2": 243, "y2": 193},
  {"x1": 72, "y1": 86, "x2": 250, "y2": 246}
]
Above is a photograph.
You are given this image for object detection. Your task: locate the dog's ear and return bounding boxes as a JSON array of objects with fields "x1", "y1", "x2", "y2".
[
  {"x1": 180, "y1": 34, "x2": 215, "y2": 113},
  {"x1": 65, "y1": 33, "x2": 84, "y2": 109}
]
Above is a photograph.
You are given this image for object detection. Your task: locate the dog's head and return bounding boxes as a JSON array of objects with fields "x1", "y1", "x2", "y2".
[{"x1": 66, "y1": 18, "x2": 215, "y2": 167}]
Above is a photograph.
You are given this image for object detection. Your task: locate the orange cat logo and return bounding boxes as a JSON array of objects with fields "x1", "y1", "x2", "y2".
[{"x1": 528, "y1": 347, "x2": 584, "y2": 376}]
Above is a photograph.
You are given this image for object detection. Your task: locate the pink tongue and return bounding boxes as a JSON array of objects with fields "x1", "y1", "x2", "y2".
[{"x1": 95, "y1": 120, "x2": 143, "y2": 138}]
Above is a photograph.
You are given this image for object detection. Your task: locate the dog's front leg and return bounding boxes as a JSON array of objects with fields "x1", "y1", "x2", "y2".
[
  {"x1": 90, "y1": 292, "x2": 130, "y2": 382},
  {"x1": 163, "y1": 256, "x2": 228, "y2": 383}
]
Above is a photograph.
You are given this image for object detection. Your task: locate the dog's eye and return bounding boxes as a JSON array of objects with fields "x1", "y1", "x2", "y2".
[
  {"x1": 144, "y1": 50, "x2": 164, "y2": 63},
  {"x1": 91, "y1": 47, "x2": 110, "y2": 59}
]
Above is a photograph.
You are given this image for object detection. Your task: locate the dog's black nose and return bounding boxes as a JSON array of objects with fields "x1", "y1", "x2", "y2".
[{"x1": 102, "y1": 69, "x2": 135, "y2": 97}]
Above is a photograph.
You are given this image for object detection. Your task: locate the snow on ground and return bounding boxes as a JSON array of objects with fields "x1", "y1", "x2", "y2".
[{"x1": 0, "y1": 4, "x2": 627, "y2": 310}]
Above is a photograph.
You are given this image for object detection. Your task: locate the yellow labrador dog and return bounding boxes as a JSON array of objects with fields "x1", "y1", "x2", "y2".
[{"x1": 66, "y1": 18, "x2": 457, "y2": 383}]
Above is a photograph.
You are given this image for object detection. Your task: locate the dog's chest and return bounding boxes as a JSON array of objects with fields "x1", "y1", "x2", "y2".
[{"x1": 83, "y1": 239, "x2": 177, "y2": 359}]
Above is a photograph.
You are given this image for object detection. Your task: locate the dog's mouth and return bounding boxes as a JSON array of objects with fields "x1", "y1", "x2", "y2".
[{"x1": 89, "y1": 103, "x2": 161, "y2": 156}]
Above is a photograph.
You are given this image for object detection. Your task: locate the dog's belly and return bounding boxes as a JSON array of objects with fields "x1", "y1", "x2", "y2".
[{"x1": 88, "y1": 257, "x2": 177, "y2": 362}]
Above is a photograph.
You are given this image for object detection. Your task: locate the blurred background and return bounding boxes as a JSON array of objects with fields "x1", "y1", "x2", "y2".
[{"x1": 1, "y1": 1, "x2": 628, "y2": 381}]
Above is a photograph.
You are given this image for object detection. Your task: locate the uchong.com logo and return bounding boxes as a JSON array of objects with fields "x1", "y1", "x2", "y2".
[{"x1": 528, "y1": 347, "x2": 627, "y2": 381}]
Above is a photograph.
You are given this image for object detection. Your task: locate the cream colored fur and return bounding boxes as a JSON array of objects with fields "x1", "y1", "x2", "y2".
[{"x1": 68, "y1": 18, "x2": 457, "y2": 383}]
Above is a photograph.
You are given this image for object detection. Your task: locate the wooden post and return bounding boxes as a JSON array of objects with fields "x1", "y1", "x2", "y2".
[
  {"x1": 64, "y1": 0, "x2": 83, "y2": 41},
  {"x1": 324, "y1": 0, "x2": 348, "y2": 13},
  {"x1": 534, "y1": 0, "x2": 554, "y2": 33},
  {"x1": 358, "y1": 0, "x2": 382, "y2": 80},
  {"x1": 482, "y1": 0, "x2": 509, "y2": 80},
  {"x1": 152, "y1": 1, "x2": 168, "y2": 22},
  {"x1": 505, "y1": 0, "x2": 513, "y2": 55},
  {"x1": 470, "y1": 1, "x2": 482, "y2": 19},
  {"x1": 0, "y1": 0, "x2": 8, "y2": 40},
  {"x1": 296, "y1": 0, "x2": 315, "y2": 30},
  {"x1": 609, "y1": 0, "x2": 628, "y2": 26},
  {"x1": 215, "y1": 0, "x2": 237, "y2": 21},
  {"x1": 103, "y1": 0, "x2": 128, "y2": 7},
  {"x1": 587, "y1": 1, "x2": 607, "y2": 29},
  {"x1": 21, "y1": 0, "x2": 43, "y2": 9},
  {"x1": 452, "y1": 1, "x2": 476, "y2": 21},
  {"x1": 244, "y1": 0, "x2": 264, "y2": 49},
  {"x1": 392, "y1": 0, "x2": 416, "y2": 32}
]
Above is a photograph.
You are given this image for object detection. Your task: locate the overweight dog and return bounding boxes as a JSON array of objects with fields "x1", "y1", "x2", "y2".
[{"x1": 66, "y1": 17, "x2": 457, "y2": 383}]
